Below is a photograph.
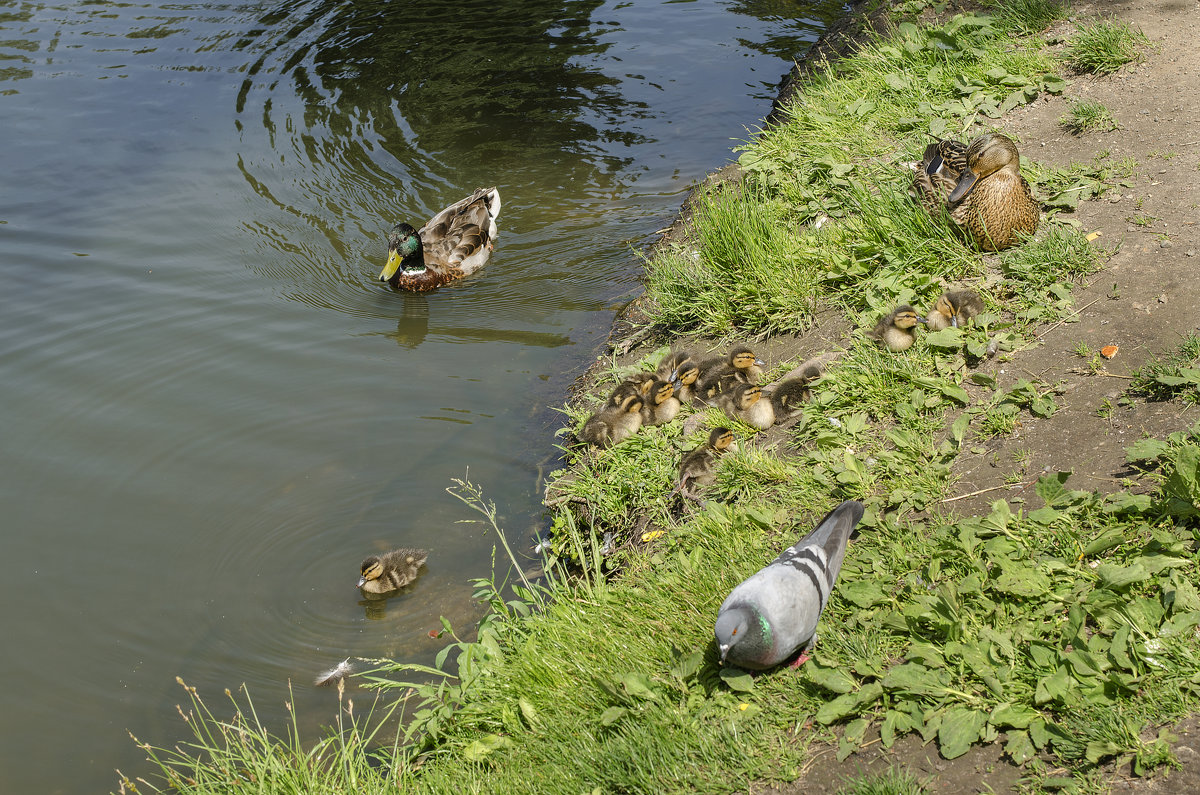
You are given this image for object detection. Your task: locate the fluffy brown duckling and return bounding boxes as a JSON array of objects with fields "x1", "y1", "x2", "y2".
[
  {"x1": 358, "y1": 548, "x2": 429, "y2": 594},
  {"x1": 699, "y1": 345, "x2": 767, "y2": 399},
  {"x1": 925, "y1": 289, "x2": 984, "y2": 331},
  {"x1": 655, "y1": 349, "x2": 695, "y2": 380},
  {"x1": 640, "y1": 379, "x2": 681, "y2": 426},
  {"x1": 911, "y1": 132, "x2": 1038, "y2": 251},
  {"x1": 869, "y1": 305, "x2": 925, "y2": 352},
  {"x1": 715, "y1": 382, "x2": 775, "y2": 430},
  {"x1": 674, "y1": 427, "x2": 738, "y2": 501},
  {"x1": 671, "y1": 361, "x2": 702, "y2": 403},
  {"x1": 580, "y1": 391, "x2": 644, "y2": 448},
  {"x1": 768, "y1": 363, "x2": 824, "y2": 422}
]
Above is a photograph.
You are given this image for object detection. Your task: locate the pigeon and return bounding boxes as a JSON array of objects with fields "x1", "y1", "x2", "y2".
[{"x1": 714, "y1": 500, "x2": 865, "y2": 670}]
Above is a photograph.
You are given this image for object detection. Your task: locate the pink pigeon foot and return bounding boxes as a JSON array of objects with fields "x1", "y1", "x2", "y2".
[{"x1": 789, "y1": 649, "x2": 812, "y2": 668}]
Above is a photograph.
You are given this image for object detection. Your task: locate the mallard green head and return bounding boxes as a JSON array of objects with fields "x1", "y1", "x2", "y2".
[{"x1": 380, "y1": 223, "x2": 424, "y2": 283}]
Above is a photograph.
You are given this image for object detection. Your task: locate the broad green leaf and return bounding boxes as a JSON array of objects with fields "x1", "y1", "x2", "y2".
[
  {"x1": 815, "y1": 682, "x2": 883, "y2": 725},
  {"x1": 1005, "y1": 729, "x2": 1036, "y2": 765},
  {"x1": 1096, "y1": 562, "x2": 1149, "y2": 590},
  {"x1": 1034, "y1": 666, "x2": 1073, "y2": 705},
  {"x1": 1082, "y1": 527, "x2": 1126, "y2": 557},
  {"x1": 805, "y1": 663, "x2": 857, "y2": 695},
  {"x1": 993, "y1": 561, "x2": 1051, "y2": 598},
  {"x1": 1085, "y1": 740, "x2": 1125, "y2": 764},
  {"x1": 841, "y1": 579, "x2": 889, "y2": 608},
  {"x1": 620, "y1": 672, "x2": 658, "y2": 700},
  {"x1": 719, "y1": 668, "x2": 754, "y2": 693},
  {"x1": 462, "y1": 733, "x2": 512, "y2": 761},
  {"x1": 938, "y1": 707, "x2": 985, "y2": 759},
  {"x1": 923, "y1": 328, "x2": 964, "y2": 349},
  {"x1": 1109, "y1": 625, "x2": 1136, "y2": 672},
  {"x1": 599, "y1": 706, "x2": 626, "y2": 727},
  {"x1": 1125, "y1": 438, "x2": 1169, "y2": 462},
  {"x1": 990, "y1": 703, "x2": 1039, "y2": 729}
]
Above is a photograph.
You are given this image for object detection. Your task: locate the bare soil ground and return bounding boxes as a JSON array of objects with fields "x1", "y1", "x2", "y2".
[{"x1": 584, "y1": 0, "x2": 1200, "y2": 791}]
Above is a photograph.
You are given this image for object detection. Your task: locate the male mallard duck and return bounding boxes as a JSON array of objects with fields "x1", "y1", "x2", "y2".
[
  {"x1": 359, "y1": 548, "x2": 429, "y2": 594},
  {"x1": 716, "y1": 382, "x2": 775, "y2": 430},
  {"x1": 580, "y1": 391, "x2": 644, "y2": 448},
  {"x1": 870, "y1": 305, "x2": 925, "y2": 352},
  {"x1": 641, "y1": 379, "x2": 681, "y2": 426},
  {"x1": 769, "y1": 363, "x2": 824, "y2": 422},
  {"x1": 675, "y1": 427, "x2": 738, "y2": 501},
  {"x1": 926, "y1": 289, "x2": 985, "y2": 331},
  {"x1": 379, "y1": 187, "x2": 501, "y2": 291},
  {"x1": 699, "y1": 346, "x2": 767, "y2": 399},
  {"x1": 912, "y1": 133, "x2": 1038, "y2": 251}
]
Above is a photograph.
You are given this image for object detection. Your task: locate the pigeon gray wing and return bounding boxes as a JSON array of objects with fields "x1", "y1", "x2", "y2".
[{"x1": 723, "y1": 501, "x2": 864, "y2": 666}]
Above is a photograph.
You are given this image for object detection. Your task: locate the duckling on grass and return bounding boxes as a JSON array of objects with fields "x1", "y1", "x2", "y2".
[
  {"x1": 715, "y1": 382, "x2": 775, "y2": 430},
  {"x1": 580, "y1": 391, "x2": 644, "y2": 448},
  {"x1": 769, "y1": 362, "x2": 824, "y2": 422},
  {"x1": 359, "y1": 548, "x2": 429, "y2": 595},
  {"x1": 912, "y1": 132, "x2": 1038, "y2": 251},
  {"x1": 656, "y1": 349, "x2": 695, "y2": 380},
  {"x1": 699, "y1": 345, "x2": 767, "y2": 399},
  {"x1": 870, "y1": 305, "x2": 925, "y2": 352},
  {"x1": 671, "y1": 361, "x2": 701, "y2": 404},
  {"x1": 926, "y1": 289, "x2": 984, "y2": 331},
  {"x1": 641, "y1": 379, "x2": 681, "y2": 426},
  {"x1": 674, "y1": 427, "x2": 738, "y2": 501}
]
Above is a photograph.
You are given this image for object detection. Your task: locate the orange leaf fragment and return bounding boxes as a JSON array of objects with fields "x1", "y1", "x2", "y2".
[{"x1": 1101, "y1": 345, "x2": 1119, "y2": 359}]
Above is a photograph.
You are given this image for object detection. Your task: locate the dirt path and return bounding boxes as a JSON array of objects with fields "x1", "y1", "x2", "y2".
[{"x1": 758, "y1": 0, "x2": 1200, "y2": 791}]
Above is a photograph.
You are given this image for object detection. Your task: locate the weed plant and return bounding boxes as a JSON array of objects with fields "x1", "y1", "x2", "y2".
[
  {"x1": 1066, "y1": 20, "x2": 1149, "y2": 75},
  {"x1": 1060, "y1": 99, "x2": 1119, "y2": 134},
  {"x1": 1131, "y1": 332, "x2": 1200, "y2": 404}
]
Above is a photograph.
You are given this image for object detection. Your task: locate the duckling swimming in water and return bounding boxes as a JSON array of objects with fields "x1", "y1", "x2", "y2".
[
  {"x1": 640, "y1": 379, "x2": 681, "y2": 426},
  {"x1": 869, "y1": 305, "x2": 925, "y2": 352},
  {"x1": 716, "y1": 382, "x2": 775, "y2": 430},
  {"x1": 675, "y1": 427, "x2": 738, "y2": 501},
  {"x1": 359, "y1": 548, "x2": 429, "y2": 595},
  {"x1": 912, "y1": 133, "x2": 1038, "y2": 251},
  {"x1": 925, "y1": 289, "x2": 984, "y2": 331},
  {"x1": 580, "y1": 391, "x2": 644, "y2": 448},
  {"x1": 699, "y1": 346, "x2": 767, "y2": 399}
]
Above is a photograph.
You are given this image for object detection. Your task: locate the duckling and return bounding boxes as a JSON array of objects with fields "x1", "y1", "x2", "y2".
[
  {"x1": 641, "y1": 379, "x2": 681, "y2": 426},
  {"x1": 580, "y1": 392, "x2": 644, "y2": 448},
  {"x1": 358, "y1": 548, "x2": 429, "y2": 594},
  {"x1": 671, "y1": 362, "x2": 702, "y2": 403},
  {"x1": 675, "y1": 427, "x2": 738, "y2": 500},
  {"x1": 912, "y1": 133, "x2": 1038, "y2": 251},
  {"x1": 656, "y1": 349, "x2": 695, "y2": 380},
  {"x1": 379, "y1": 187, "x2": 502, "y2": 290},
  {"x1": 605, "y1": 380, "x2": 643, "y2": 409},
  {"x1": 869, "y1": 305, "x2": 925, "y2": 352},
  {"x1": 699, "y1": 346, "x2": 767, "y2": 398},
  {"x1": 769, "y1": 363, "x2": 824, "y2": 422},
  {"x1": 925, "y1": 289, "x2": 985, "y2": 331},
  {"x1": 611, "y1": 372, "x2": 657, "y2": 402},
  {"x1": 716, "y1": 382, "x2": 775, "y2": 430}
]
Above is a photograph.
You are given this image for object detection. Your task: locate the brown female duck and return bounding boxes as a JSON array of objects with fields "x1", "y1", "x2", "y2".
[{"x1": 912, "y1": 133, "x2": 1037, "y2": 251}]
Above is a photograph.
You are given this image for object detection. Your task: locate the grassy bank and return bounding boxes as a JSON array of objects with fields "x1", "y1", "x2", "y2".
[{"x1": 121, "y1": 4, "x2": 1200, "y2": 794}]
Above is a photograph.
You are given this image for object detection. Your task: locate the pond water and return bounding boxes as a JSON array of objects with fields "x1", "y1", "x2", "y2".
[{"x1": 0, "y1": 0, "x2": 845, "y2": 789}]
